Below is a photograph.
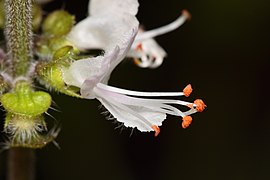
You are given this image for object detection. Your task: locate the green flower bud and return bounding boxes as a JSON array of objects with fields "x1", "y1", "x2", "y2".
[
  {"x1": 1, "y1": 81, "x2": 52, "y2": 116},
  {"x1": 42, "y1": 10, "x2": 74, "y2": 37},
  {"x1": 36, "y1": 36, "x2": 78, "y2": 59},
  {"x1": 32, "y1": 4, "x2": 42, "y2": 30},
  {"x1": 48, "y1": 37, "x2": 77, "y2": 54},
  {"x1": 53, "y1": 45, "x2": 79, "y2": 60},
  {"x1": 36, "y1": 38, "x2": 51, "y2": 58}
]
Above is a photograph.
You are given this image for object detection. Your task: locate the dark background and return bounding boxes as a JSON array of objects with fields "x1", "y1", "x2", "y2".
[{"x1": 1, "y1": 0, "x2": 270, "y2": 179}]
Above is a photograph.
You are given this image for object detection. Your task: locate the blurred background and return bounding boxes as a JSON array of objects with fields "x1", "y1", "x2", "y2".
[{"x1": 1, "y1": 0, "x2": 270, "y2": 179}]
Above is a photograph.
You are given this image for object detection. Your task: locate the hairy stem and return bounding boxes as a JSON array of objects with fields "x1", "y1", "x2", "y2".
[
  {"x1": 4, "y1": 0, "x2": 33, "y2": 76},
  {"x1": 8, "y1": 148, "x2": 36, "y2": 180}
]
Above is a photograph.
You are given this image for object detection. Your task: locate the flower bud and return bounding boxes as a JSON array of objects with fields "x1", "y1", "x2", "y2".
[
  {"x1": 42, "y1": 10, "x2": 75, "y2": 37},
  {"x1": 53, "y1": 45, "x2": 79, "y2": 60},
  {"x1": 32, "y1": 4, "x2": 42, "y2": 30},
  {"x1": 36, "y1": 36, "x2": 77, "y2": 59}
]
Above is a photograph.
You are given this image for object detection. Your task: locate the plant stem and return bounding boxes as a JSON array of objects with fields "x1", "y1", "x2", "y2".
[
  {"x1": 4, "y1": 1, "x2": 36, "y2": 179},
  {"x1": 7, "y1": 148, "x2": 36, "y2": 180},
  {"x1": 4, "y1": 0, "x2": 33, "y2": 76}
]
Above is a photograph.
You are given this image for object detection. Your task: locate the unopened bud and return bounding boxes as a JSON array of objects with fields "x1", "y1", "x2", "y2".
[{"x1": 42, "y1": 10, "x2": 75, "y2": 37}]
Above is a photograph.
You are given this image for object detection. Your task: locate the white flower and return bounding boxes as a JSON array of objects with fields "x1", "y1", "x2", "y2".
[
  {"x1": 64, "y1": 0, "x2": 205, "y2": 136},
  {"x1": 67, "y1": 0, "x2": 139, "y2": 52},
  {"x1": 128, "y1": 10, "x2": 191, "y2": 68},
  {"x1": 68, "y1": 1, "x2": 190, "y2": 69}
]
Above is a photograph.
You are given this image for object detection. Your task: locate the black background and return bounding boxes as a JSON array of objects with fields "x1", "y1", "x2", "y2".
[{"x1": 1, "y1": 0, "x2": 270, "y2": 179}]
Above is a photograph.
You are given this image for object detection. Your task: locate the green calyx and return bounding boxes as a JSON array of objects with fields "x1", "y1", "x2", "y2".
[
  {"x1": 36, "y1": 46, "x2": 81, "y2": 98},
  {"x1": 1, "y1": 81, "x2": 52, "y2": 116},
  {"x1": 4, "y1": 112, "x2": 58, "y2": 149},
  {"x1": 42, "y1": 10, "x2": 75, "y2": 37}
]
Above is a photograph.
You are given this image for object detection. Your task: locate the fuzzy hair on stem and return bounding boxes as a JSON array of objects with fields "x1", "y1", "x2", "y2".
[{"x1": 4, "y1": 0, "x2": 33, "y2": 76}]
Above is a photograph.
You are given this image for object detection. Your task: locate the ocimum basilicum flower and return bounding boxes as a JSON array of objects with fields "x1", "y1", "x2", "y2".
[
  {"x1": 68, "y1": 0, "x2": 191, "y2": 69},
  {"x1": 0, "y1": 0, "x2": 206, "y2": 149},
  {"x1": 129, "y1": 10, "x2": 191, "y2": 68},
  {"x1": 59, "y1": 0, "x2": 206, "y2": 136}
]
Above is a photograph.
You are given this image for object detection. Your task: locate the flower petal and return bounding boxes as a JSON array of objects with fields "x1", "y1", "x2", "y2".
[
  {"x1": 99, "y1": 97, "x2": 166, "y2": 132},
  {"x1": 68, "y1": 14, "x2": 138, "y2": 51},
  {"x1": 89, "y1": 0, "x2": 139, "y2": 16},
  {"x1": 64, "y1": 28, "x2": 138, "y2": 93},
  {"x1": 62, "y1": 47, "x2": 119, "y2": 88}
]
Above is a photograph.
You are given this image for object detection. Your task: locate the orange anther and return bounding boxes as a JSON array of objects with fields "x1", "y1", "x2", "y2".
[
  {"x1": 194, "y1": 99, "x2": 206, "y2": 112},
  {"x1": 134, "y1": 58, "x2": 141, "y2": 65},
  {"x1": 183, "y1": 84, "x2": 192, "y2": 97},
  {"x1": 136, "y1": 43, "x2": 143, "y2": 51},
  {"x1": 182, "y1": 116, "x2": 193, "y2": 129},
  {"x1": 182, "y1": 10, "x2": 192, "y2": 21},
  {"x1": 151, "y1": 125, "x2": 160, "y2": 137}
]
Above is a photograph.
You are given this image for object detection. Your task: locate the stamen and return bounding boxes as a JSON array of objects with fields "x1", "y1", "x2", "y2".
[
  {"x1": 136, "y1": 43, "x2": 143, "y2": 51},
  {"x1": 135, "y1": 10, "x2": 191, "y2": 41},
  {"x1": 97, "y1": 83, "x2": 186, "y2": 97},
  {"x1": 183, "y1": 84, "x2": 192, "y2": 97},
  {"x1": 194, "y1": 99, "x2": 206, "y2": 112},
  {"x1": 181, "y1": 10, "x2": 192, "y2": 21},
  {"x1": 134, "y1": 58, "x2": 141, "y2": 66},
  {"x1": 182, "y1": 116, "x2": 192, "y2": 129},
  {"x1": 151, "y1": 125, "x2": 160, "y2": 137}
]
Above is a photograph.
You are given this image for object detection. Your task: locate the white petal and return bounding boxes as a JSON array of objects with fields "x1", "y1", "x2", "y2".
[
  {"x1": 67, "y1": 17, "x2": 110, "y2": 50},
  {"x1": 128, "y1": 37, "x2": 167, "y2": 68},
  {"x1": 99, "y1": 97, "x2": 166, "y2": 132},
  {"x1": 62, "y1": 47, "x2": 119, "y2": 88},
  {"x1": 64, "y1": 27, "x2": 138, "y2": 92},
  {"x1": 89, "y1": 0, "x2": 139, "y2": 16},
  {"x1": 68, "y1": 14, "x2": 139, "y2": 51}
]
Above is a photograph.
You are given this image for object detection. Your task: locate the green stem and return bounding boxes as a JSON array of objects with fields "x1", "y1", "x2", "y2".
[
  {"x1": 4, "y1": 0, "x2": 33, "y2": 76},
  {"x1": 8, "y1": 148, "x2": 36, "y2": 180}
]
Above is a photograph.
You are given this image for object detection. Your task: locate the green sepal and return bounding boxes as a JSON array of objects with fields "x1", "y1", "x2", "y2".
[
  {"x1": 36, "y1": 60, "x2": 81, "y2": 98},
  {"x1": 1, "y1": 81, "x2": 52, "y2": 116},
  {"x1": 4, "y1": 112, "x2": 58, "y2": 149}
]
